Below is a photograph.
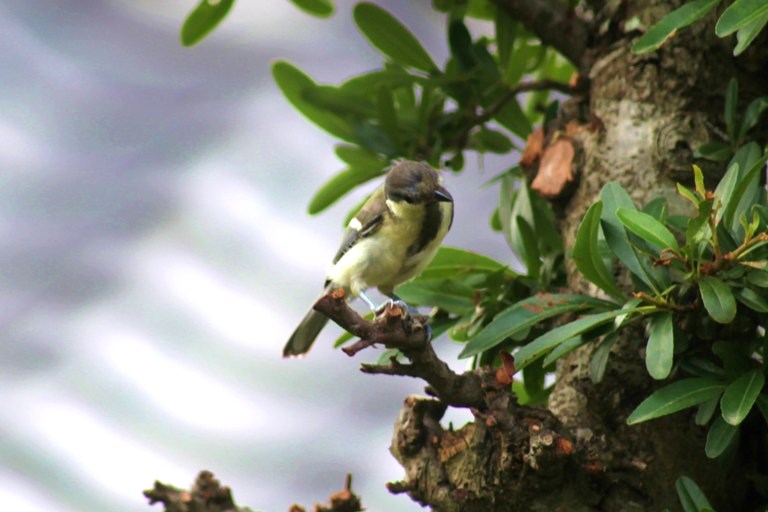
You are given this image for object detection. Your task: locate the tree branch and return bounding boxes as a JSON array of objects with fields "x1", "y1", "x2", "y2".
[
  {"x1": 145, "y1": 471, "x2": 364, "y2": 512},
  {"x1": 313, "y1": 293, "x2": 488, "y2": 409},
  {"x1": 493, "y1": 0, "x2": 589, "y2": 68}
]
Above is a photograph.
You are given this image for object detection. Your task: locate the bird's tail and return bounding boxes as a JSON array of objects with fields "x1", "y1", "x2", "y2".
[{"x1": 283, "y1": 308, "x2": 329, "y2": 357}]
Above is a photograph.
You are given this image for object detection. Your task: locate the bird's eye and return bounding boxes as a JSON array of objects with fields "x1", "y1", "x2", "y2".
[{"x1": 389, "y1": 191, "x2": 416, "y2": 203}]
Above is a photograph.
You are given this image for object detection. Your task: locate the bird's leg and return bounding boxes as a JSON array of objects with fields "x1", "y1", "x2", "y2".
[
  {"x1": 385, "y1": 293, "x2": 434, "y2": 341},
  {"x1": 384, "y1": 292, "x2": 420, "y2": 316},
  {"x1": 358, "y1": 290, "x2": 379, "y2": 312}
]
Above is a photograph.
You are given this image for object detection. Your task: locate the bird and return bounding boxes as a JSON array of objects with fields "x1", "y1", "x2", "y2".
[{"x1": 283, "y1": 160, "x2": 454, "y2": 357}]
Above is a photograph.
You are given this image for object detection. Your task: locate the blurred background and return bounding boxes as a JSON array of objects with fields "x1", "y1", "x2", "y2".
[{"x1": 0, "y1": 1, "x2": 515, "y2": 510}]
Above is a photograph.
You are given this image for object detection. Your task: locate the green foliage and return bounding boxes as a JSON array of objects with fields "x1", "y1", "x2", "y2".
[
  {"x1": 289, "y1": 0, "x2": 334, "y2": 18},
  {"x1": 269, "y1": 0, "x2": 768, "y2": 454},
  {"x1": 631, "y1": 0, "x2": 721, "y2": 55},
  {"x1": 180, "y1": 0, "x2": 236, "y2": 47},
  {"x1": 353, "y1": 3, "x2": 437, "y2": 72},
  {"x1": 676, "y1": 475, "x2": 716, "y2": 512},
  {"x1": 631, "y1": 0, "x2": 768, "y2": 56},
  {"x1": 697, "y1": 80, "x2": 768, "y2": 161}
]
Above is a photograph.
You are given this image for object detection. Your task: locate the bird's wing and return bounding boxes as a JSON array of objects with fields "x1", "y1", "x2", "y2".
[{"x1": 331, "y1": 187, "x2": 387, "y2": 264}]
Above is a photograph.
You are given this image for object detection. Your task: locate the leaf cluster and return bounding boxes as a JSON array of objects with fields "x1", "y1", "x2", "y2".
[{"x1": 632, "y1": 0, "x2": 768, "y2": 57}]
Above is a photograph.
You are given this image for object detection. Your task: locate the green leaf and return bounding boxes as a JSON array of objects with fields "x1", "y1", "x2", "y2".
[
  {"x1": 395, "y1": 279, "x2": 475, "y2": 314},
  {"x1": 272, "y1": 61, "x2": 356, "y2": 142},
  {"x1": 676, "y1": 475, "x2": 716, "y2": 512},
  {"x1": 705, "y1": 415, "x2": 739, "y2": 458},
  {"x1": 460, "y1": 294, "x2": 614, "y2": 358},
  {"x1": 720, "y1": 369, "x2": 765, "y2": 425},
  {"x1": 340, "y1": 68, "x2": 422, "y2": 93},
  {"x1": 677, "y1": 183, "x2": 699, "y2": 207},
  {"x1": 448, "y1": 19, "x2": 476, "y2": 70},
  {"x1": 543, "y1": 335, "x2": 586, "y2": 366},
  {"x1": 493, "y1": 97, "x2": 532, "y2": 139},
  {"x1": 515, "y1": 308, "x2": 638, "y2": 370},
  {"x1": 695, "y1": 141, "x2": 732, "y2": 162},
  {"x1": 417, "y1": 247, "x2": 512, "y2": 281},
  {"x1": 735, "y1": 287, "x2": 768, "y2": 312},
  {"x1": 589, "y1": 332, "x2": 619, "y2": 384},
  {"x1": 180, "y1": 0, "x2": 235, "y2": 47},
  {"x1": 699, "y1": 276, "x2": 737, "y2": 324},
  {"x1": 516, "y1": 216, "x2": 541, "y2": 280},
  {"x1": 289, "y1": 0, "x2": 334, "y2": 17},
  {"x1": 616, "y1": 208, "x2": 680, "y2": 252},
  {"x1": 631, "y1": 0, "x2": 722, "y2": 54},
  {"x1": 695, "y1": 395, "x2": 721, "y2": 425},
  {"x1": 716, "y1": 0, "x2": 768, "y2": 37},
  {"x1": 627, "y1": 378, "x2": 725, "y2": 425},
  {"x1": 308, "y1": 167, "x2": 383, "y2": 214},
  {"x1": 471, "y1": 128, "x2": 514, "y2": 154},
  {"x1": 747, "y1": 269, "x2": 768, "y2": 287},
  {"x1": 686, "y1": 199, "x2": 714, "y2": 249},
  {"x1": 600, "y1": 183, "x2": 662, "y2": 292},
  {"x1": 734, "y1": 12, "x2": 768, "y2": 55},
  {"x1": 722, "y1": 145, "x2": 767, "y2": 235},
  {"x1": 334, "y1": 144, "x2": 385, "y2": 168},
  {"x1": 737, "y1": 96, "x2": 768, "y2": 143},
  {"x1": 646, "y1": 312, "x2": 675, "y2": 380},
  {"x1": 725, "y1": 77, "x2": 738, "y2": 143},
  {"x1": 495, "y1": 8, "x2": 517, "y2": 74},
  {"x1": 573, "y1": 201, "x2": 625, "y2": 300},
  {"x1": 353, "y1": 3, "x2": 437, "y2": 72}
]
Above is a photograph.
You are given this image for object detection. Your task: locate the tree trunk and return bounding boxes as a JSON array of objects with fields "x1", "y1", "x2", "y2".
[{"x1": 387, "y1": 1, "x2": 768, "y2": 510}]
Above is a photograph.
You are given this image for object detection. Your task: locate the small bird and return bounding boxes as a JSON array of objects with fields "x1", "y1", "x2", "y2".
[{"x1": 283, "y1": 160, "x2": 454, "y2": 357}]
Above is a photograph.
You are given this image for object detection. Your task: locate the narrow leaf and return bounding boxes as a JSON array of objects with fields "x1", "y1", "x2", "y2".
[
  {"x1": 720, "y1": 369, "x2": 765, "y2": 425},
  {"x1": 180, "y1": 0, "x2": 235, "y2": 47},
  {"x1": 417, "y1": 247, "x2": 513, "y2": 281},
  {"x1": 631, "y1": 0, "x2": 721, "y2": 54},
  {"x1": 460, "y1": 294, "x2": 614, "y2": 358},
  {"x1": 308, "y1": 167, "x2": 383, "y2": 214},
  {"x1": 515, "y1": 308, "x2": 637, "y2": 370},
  {"x1": 716, "y1": 0, "x2": 768, "y2": 37},
  {"x1": 272, "y1": 61, "x2": 356, "y2": 142},
  {"x1": 573, "y1": 201, "x2": 625, "y2": 300},
  {"x1": 516, "y1": 216, "x2": 541, "y2": 280},
  {"x1": 695, "y1": 396, "x2": 721, "y2": 425},
  {"x1": 735, "y1": 287, "x2": 768, "y2": 312},
  {"x1": 695, "y1": 141, "x2": 732, "y2": 162},
  {"x1": 616, "y1": 208, "x2": 680, "y2": 252},
  {"x1": 737, "y1": 96, "x2": 768, "y2": 143},
  {"x1": 395, "y1": 279, "x2": 475, "y2": 314},
  {"x1": 627, "y1": 378, "x2": 725, "y2": 424},
  {"x1": 706, "y1": 415, "x2": 739, "y2": 458},
  {"x1": 676, "y1": 475, "x2": 716, "y2": 512},
  {"x1": 646, "y1": 312, "x2": 675, "y2": 380},
  {"x1": 734, "y1": 13, "x2": 768, "y2": 55},
  {"x1": 353, "y1": 3, "x2": 437, "y2": 72},
  {"x1": 589, "y1": 332, "x2": 619, "y2": 384},
  {"x1": 600, "y1": 183, "x2": 661, "y2": 291},
  {"x1": 699, "y1": 276, "x2": 737, "y2": 324},
  {"x1": 289, "y1": 0, "x2": 334, "y2": 17}
]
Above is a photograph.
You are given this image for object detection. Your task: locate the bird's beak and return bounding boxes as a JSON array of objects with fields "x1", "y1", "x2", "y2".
[{"x1": 434, "y1": 185, "x2": 453, "y2": 202}]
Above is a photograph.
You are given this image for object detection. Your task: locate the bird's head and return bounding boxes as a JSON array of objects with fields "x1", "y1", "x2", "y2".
[{"x1": 384, "y1": 161, "x2": 453, "y2": 205}]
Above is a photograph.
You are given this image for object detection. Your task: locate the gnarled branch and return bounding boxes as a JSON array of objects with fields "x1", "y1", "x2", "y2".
[{"x1": 313, "y1": 293, "x2": 487, "y2": 409}]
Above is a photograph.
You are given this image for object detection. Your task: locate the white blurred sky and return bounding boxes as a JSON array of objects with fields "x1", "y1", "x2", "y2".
[{"x1": 0, "y1": 1, "x2": 516, "y2": 510}]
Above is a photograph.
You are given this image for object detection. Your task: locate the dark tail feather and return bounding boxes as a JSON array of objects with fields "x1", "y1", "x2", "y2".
[{"x1": 283, "y1": 309, "x2": 329, "y2": 357}]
